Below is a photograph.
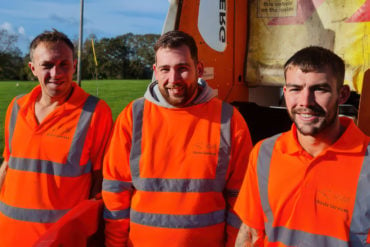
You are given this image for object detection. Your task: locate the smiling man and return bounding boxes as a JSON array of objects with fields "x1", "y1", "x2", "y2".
[
  {"x1": 0, "y1": 29, "x2": 113, "y2": 246},
  {"x1": 234, "y1": 46, "x2": 370, "y2": 246},
  {"x1": 102, "y1": 30, "x2": 253, "y2": 246}
]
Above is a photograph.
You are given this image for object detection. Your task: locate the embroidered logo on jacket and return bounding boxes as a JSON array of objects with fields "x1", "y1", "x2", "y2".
[
  {"x1": 315, "y1": 189, "x2": 350, "y2": 214},
  {"x1": 192, "y1": 143, "x2": 217, "y2": 156},
  {"x1": 46, "y1": 126, "x2": 73, "y2": 140}
]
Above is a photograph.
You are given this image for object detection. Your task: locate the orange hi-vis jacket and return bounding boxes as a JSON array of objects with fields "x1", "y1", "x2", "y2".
[
  {"x1": 0, "y1": 83, "x2": 113, "y2": 246},
  {"x1": 103, "y1": 80, "x2": 252, "y2": 247},
  {"x1": 235, "y1": 117, "x2": 370, "y2": 246}
]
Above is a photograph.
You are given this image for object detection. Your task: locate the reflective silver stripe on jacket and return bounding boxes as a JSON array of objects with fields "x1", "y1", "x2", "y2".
[
  {"x1": 104, "y1": 207, "x2": 130, "y2": 220},
  {"x1": 0, "y1": 201, "x2": 68, "y2": 223},
  {"x1": 128, "y1": 98, "x2": 234, "y2": 228},
  {"x1": 2, "y1": 95, "x2": 99, "y2": 223},
  {"x1": 130, "y1": 208, "x2": 225, "y2": 229},
  {"x1": 257, "y1": 134, "x2": 370, "y2": 247},
  {"x1": 264, "y1": 224, "x2": 348, "y2": 247},
  {"x1": 103, "y1": 179, "x2": 133, "y2": 193},
  {"x1": 7, "y1": 95, "x2": 99, "y2": 177},
  {"x1": 7, "y1": 157, "x2": 91, "y2": 177},
  {"x1": 349, "y1": 144, "x2": 370, "y2": 246},
  {"x1": 227, "y1": 211, "x2": 242, "y2": 229},
  {"x1": 257, "y1": 134, "x2": 280, "y2": 224},
  {"x1": 8, "y1": 95, "x2": 23, "y2": 154},
  {"x1": 129, "y1": 98, "x2": 145, "y2": 178}
]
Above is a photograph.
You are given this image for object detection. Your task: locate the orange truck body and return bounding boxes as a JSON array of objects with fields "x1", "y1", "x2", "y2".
[{"x1": 163, "y1": 0, "x2": 370, "y2": 136}]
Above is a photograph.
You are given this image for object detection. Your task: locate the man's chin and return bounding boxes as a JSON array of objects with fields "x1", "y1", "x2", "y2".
[
  {"x1": 169, "y1": 101, "x2": 186, "y2": 107},
  {"x1": 297, "y1": 128, "x2": 319, "y2": 136},
  {"x1": 296, "y1": 121, "x2": 337, "y2": 137},
  {"x1": 166, "y1": 97, "x2": 186, "y2": 107},
  {"x1": 294, "y1": 121, "x2": 321, "y2": 136}
]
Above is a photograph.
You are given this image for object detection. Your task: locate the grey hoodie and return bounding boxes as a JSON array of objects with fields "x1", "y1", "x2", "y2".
[{"x1": 144, "y1": 78, "x2": 218, "y2": 108}]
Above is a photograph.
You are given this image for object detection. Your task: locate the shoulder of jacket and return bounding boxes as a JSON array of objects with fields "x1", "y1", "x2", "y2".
[{"x1": 10, "y1": 93, "x2": 27, "y2": 109}]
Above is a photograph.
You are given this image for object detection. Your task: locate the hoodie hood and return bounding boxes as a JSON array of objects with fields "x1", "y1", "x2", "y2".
[{"x1": 144, "y1": 78, "x2": 218, "y2": 108}]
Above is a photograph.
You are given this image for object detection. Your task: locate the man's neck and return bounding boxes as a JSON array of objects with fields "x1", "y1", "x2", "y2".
[
  {"x1": 297, "y1": 119, "x2": 345, "y2": 157},
  {"x1": 35, "y1": 87, "x2": 73, "y2": 124},
  {"x1": 38, "y1": 86, "x2": 74, "y2": 106}
]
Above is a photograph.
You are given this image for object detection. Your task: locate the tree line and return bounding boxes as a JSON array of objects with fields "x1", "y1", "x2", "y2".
[{"x1": 0, "y1": 30, "x2": 160, "y2": 81}]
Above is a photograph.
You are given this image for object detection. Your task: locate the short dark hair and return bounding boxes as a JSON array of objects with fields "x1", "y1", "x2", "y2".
[
  {"x1": 29, "y1": 29, "x2": 74, "y2": 60},
  {"x1": 284, "y1": 46, "x2": 345, "y2": 88},
  {"x1": 154, "y1": 30, "x2": 198, "y2": 63}
]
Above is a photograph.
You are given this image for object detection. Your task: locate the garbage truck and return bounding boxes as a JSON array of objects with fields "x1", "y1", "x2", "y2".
[
  {"x1": 162, "y1": 0, "x2": 370, "y2": 143},
  {"x1": 33, "y1": 0, "x2": 370, "y2": 244}
]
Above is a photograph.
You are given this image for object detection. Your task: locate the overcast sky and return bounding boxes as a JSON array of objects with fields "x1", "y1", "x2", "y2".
[{"x1": 0, "y1": 0, "x2": 170, "y2": 54}]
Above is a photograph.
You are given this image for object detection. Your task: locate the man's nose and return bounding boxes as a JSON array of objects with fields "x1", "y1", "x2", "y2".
[
  {"x1": 299, "y1": 88, "x2": 315, "y2": 107},
  {"x1": 168, "y1": 69, "x2": 180, "y2": 83},
  {"x1": 50, "y1": 65, "x2": 62, "y2": 77}
]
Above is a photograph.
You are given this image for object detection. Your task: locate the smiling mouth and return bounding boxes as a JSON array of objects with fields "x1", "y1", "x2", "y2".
[
  {"x1": 300, "y1": 113, "x2": 316, "y2": 118},
  {"x1": 48, "y1": 80, "x2": 63, "y2": 85},
  {"x1": 297, "y1": 113, "x2": 318, "y2": 121},
  {"x1": 294, "y1": 108, "x2": 328, "y2": 123},
  {"x1": 167, "y1": 85, "x2": 184, "y2": 95},
  {"x1": 292, "y1": 107, "x2": 326, "y2": 122},
  {"x1": 166, "y1": 84, "x2": 183, "y2": 89}
]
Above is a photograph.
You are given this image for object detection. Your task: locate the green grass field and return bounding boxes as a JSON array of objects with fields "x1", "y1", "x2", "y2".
[{"x1": 0, "y1": 80, "x2": 150, "y2": 162}]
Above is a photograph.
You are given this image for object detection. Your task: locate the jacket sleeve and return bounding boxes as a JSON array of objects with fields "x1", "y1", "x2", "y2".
[
  {"x1": 102, "y1": 102, "x2": 134, "y2": 247},
  {"x1": 224, "y1": 108, "x2": 253, "y2": 247}
]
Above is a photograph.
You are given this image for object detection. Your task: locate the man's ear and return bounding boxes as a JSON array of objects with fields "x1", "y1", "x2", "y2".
[
  {"x1": 283, "y1": 85, "x2": 287, "y2": 94},
  {"x1": 339, "y1": 85, "x2": 351, "y2": 104},
  {"x1": 153, "y1": 63, "x2": 158, "y2": 80},
  {"x1": 28, "y1": 61, "x2": 37, "y2": 76},
  {"x1": 196, "y1": 61, "x2": 204, "y2": 77},
  {"x1": 73, "y1": 59, "x2": 77, "y2": 72}
]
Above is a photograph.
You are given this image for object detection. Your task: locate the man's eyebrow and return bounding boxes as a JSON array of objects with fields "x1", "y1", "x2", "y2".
[
  {"x1": 311, "y1": 82, "x2": 331, "y2": 88},
  {"x1": 39, "y1": 61, "x2": 53, "y2": 65},
  {"x1": 157, "y1": 64, "x2": 169, "y2": 69},
  {"x1": 157, "y1": 63, "x2": 190, "y2": 69},
  {"x1": 285, "y1": 83, "x2": 301, "y2": 87},
  {"x1": 176, "y1": 62, "x2": 190, "y2": 66}
]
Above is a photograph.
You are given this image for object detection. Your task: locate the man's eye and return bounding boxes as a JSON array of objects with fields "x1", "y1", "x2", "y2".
[
  {"x1": 315, "y1": 87, "x2": 329, "y2": 92},
  {"x1": 42, "y1": 64, "x2": 53, "y2": 69},
  {"x1": 61, "y1": 62, "x2": 69, "y2": 68}
]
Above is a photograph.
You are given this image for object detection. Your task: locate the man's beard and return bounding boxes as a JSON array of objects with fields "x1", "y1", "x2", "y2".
[{"x1": 290, "y1": 103, "x2": 339, "y2": 136}]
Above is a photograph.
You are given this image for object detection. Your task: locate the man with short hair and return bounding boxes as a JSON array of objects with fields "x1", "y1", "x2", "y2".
[
  {"x1": 102, "y1": 30, "x2": 252, "y2": 246},
  {"x1": 234, "y1": 46, "x2": 370, "y2": 246},
  {"x1": 0, "y1": 29, "x2": 113, "y2": 246}
]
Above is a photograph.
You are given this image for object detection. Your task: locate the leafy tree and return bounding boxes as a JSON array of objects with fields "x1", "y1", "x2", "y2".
[
  {"x1": 0, "y1": 29, "x2": 24, "y2": 80},
  {"x1": 18, "y1": 54, "x2": 34, "y2": 81},
  {"x1": 122, "y1": 33, "x2": 158, "y2": 79},
  {"x1": 81, "y1": 33, "x2": 159, "y2": 80},
  {"x1": 0, "y1": 29, "x2": 18, "y2": 53}
]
